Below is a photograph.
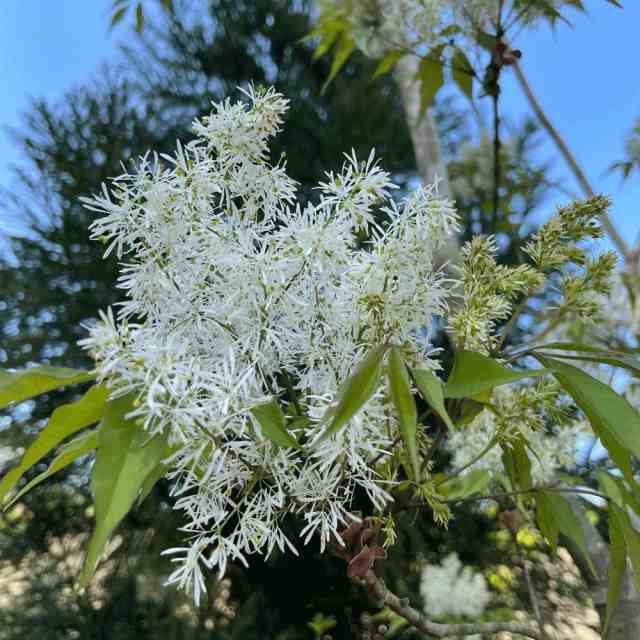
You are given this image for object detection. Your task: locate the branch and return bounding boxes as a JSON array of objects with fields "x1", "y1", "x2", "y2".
[
  {"x1": 363, "y1": 571, "x2": 542, "y2": 639},
  {"x1": 445, "y1": 485, "x2": 608, "y2": 506},
  {"x1": 522, "y1": 554, "x2": 548, "y2": 640},
  {"x1": 512, "y1": 59, "x2": 631, "y2": 261}
]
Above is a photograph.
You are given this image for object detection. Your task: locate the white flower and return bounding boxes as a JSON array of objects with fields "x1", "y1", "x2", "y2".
[
  {"x1": 80, "y1": 85, "x2": 459, "y2": 602},
  {"x1": 420, "y1": 553, "x2": 491, "y2": 620},
  {"x1": 162, "y1": 542, "x2": 210, "y2": 607}
]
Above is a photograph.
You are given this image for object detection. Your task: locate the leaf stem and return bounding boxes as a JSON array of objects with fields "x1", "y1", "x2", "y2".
[{"x1": 445, "y1": 485, "x2": 608, "y2": 506}]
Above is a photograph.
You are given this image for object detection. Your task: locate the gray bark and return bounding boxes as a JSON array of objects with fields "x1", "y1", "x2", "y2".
[
  {"x1": 565, "y1": 492, "x2": 640, "y2": 639},
  {"x1": 392, "y1": 56, "x2": 460, "y2": 268}
]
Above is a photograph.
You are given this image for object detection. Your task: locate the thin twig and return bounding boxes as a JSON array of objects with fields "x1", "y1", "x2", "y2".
[
  {"x1": 522, "y1": 555, "x2": 548, "y2": 640},
  {"x1": 436, "y1": 436, "x2": 500, "y2": 487},
  {"x1": 363, "y1": 572, "x2": 542, "y2": 639},
  {"x1": 512, "y1": 59, "x2": 630, "y2": 260},
  {"x1": 494, "y1": 296, "x2": 529, "y2": 353},
  {"x1": 445, "y1": 485, "x2": 608, "y2": 506},
  {"x1": 491, "y1": 2, "x2": 505, "y2": 232}
]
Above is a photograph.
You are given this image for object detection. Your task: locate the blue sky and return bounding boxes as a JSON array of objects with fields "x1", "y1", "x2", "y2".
[{"x1": 0, "y1": 0, "x2": 638, "y2": 248}]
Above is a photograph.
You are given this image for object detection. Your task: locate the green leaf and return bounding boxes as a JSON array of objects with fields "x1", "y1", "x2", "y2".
[
  {"x1": 438, "y1": 469, "x2": 491, "y2": 500},
  {"x1": 438, "y1": 24, "x2": 462, "y2": 37},
  {"x1": 598, "y1": 470, "x2": 625, "y2": 507},
  {"x1": 372, "y1": 50, "x2": 405, "y2": 79},
  {"x1": 4, "y1": 430, "x2": 98, "y2": 510},
  {"x1": 0, "y1": 384, "x2": 110, "y2": 504},
  {"x1": 417, "y1": 50, "x2": 444, "y2": 115},
  {"x1": 501, "y1": 437, "x2": 532, "y2": 492},
  {"x1": 312, "y1": 28, "x2": 340, "y2": 61},
  {"x1": 475, "y1": 30, "x2": 497, "y2": 51},
  {"x1": 135, "y1": 3, "x2": 144, "y2": 33},
  {"x1": 536, "y1": 356, "x2": 640, "y2": 461},
  {"x1": 455, "y1": 399, "x2": 486, "y2": 428},
  {"x1": 597, "y1": 471, "x2": 640, "y2": 516},
  {"x1": 537, "y1": 491, "x2": 559, "y2": 552},
  {"x1": 160, "y1": 0, "x2": 173, "y2": 12},
  {"x1": 0, "y1": 366, "x2": 95, "y2": 409},
  {"x1": 451, "y1": 48, "x2": 473, "y2": 102},
  {"x1": 611, "y1": 503, "x2": 640, "y2": 593},
  {"x1": 322, "y1": 33, "x2": 356, "y2": 92},
  {"x1": 444, "y1": 351, "x2": 546, "y2": 399},
  {"x1": 411, "y1": 368, "x2": 455, "y2": 430},
  {"x1": 388, "y1": 347, "x2": 420, "y2": 480},
  {"x1": 80, "y1": 396, "x2": 169, "y2": 586},
  {"x1": 109, "y1": 5, "x2": 128, "y2": 29},
  {"x1": 539, "y1": 490, "x2": 595, "y2": 575},
  {"x1": 138, "y1": 454, "x2": 172, "y2": 506},
  {"x1": 317, "y1": 345, "x2": 387, "y2": 443},
  {"x1": 534, "y1": 342, "x2": 640, "y2": 378},
  {"x1": 604, "y1": 505, "x2": 627, "y2": 635},
  {"x1": 251, "y1": 399, "x2": 299, "y2": 449}
]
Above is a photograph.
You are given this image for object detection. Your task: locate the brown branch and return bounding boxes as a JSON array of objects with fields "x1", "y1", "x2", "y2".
[
  {"x1": 512, "y1": 59, "x2": 631, "y2": 261},
  {"x1": 522, "y1": 555, "x2": 548, "y2": 640},
  {"x1": 363, "y1": 571, "x2": 542, "y2": 639}
]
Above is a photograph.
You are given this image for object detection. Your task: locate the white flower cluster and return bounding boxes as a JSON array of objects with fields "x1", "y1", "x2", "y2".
[
  {"x1": 80, "y1": 85, "x2": 458, "y2": 603},
  {"x1": 329, "y1": 0, "x2": 443, "y2": 58},
  {"x1": 320, "y1": 0, "x2": 573, "y2": 60},
  {"x1": 420, "y1": 552, "x2": 490, "y2": 621}
]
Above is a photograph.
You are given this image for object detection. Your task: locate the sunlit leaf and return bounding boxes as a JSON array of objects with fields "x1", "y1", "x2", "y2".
[
  {"x1": 411, "y1": 367, "x2": 455, "y2": 430},
  {"x1": 317, "y1": 345, "x2": 387, "y2": 443},
  {"x1": 534, "y1": 342, "x2": 640, "y2": 378},
  {"x1": 4, "y1": 430, "x2": 98, "y2": 510},
  {"x1": 502, "y1": 437, "x2": 532, "y2": 492},
  {"x1": 0, "y1": 384, "x2": 109, "y2": 504},
  {"x1": 539, "y1": 490, "x2": 595, "y2": 575},
  {"x1": 475, "y1": 30, "x2": 497, "y2": 51},
  {"x1": 322, "y1": 32, "x2": 356, "y2": 92},
  {"x1": 388, "y1": 347, "x2": 419, "y2": 480},
  {"x1": 251, "y1": 399, "x2": 299, "y2": 449},
  {"x1": 0, "y1": 366, "x2": 95, "y2": 409},
  {"x1": 417, "y1": 49, "x2": 444, "y2": 115},
  {"x1": 138, "y1": 453, "x2": 172, "y2": 506},
  {"x1": 80, "y1": 396, "x2": 169, "y2": 586},
  {"x1": 611, "y1": 503, "x2": 640, "y2": 593},
  {"x1": 444, "y1": 351, "x2": 545, "y2": 399},
  {"x1": 537, "y1": 356, "x2": 640, "y2": 461},
  {"x1": 372, "y1": 50, "x2": 405, "y2": 79},
  {"x1": 598, "y1": 470, "x2": 625, "y2": 507},
  {"x1": 109, "y1": 5, "x2": 128, "y2": 29},
  {"x1": 604, "y1": 506, "x2": 627, "y2": 635},
  {"x1": 451, "y1": 47, "x2": 473, "y2": 102},
  {"x1": 312, "y1": 27, "x2": 341, "y2": 61},
  {"x1": 598, "y1": 470, "x2": 640, "y2": 515},
  {"x1": 135, "y1": 3, "x2": 144, "y2": 33},
  {"x1": 537, "y1": 491, "x2": 559, "y2": 551}
]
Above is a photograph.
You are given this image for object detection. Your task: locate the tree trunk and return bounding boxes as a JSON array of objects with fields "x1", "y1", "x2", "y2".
[
  {"x1": 565, "y1": 492, "x2": 640, "y2": 639},
  {"x1": 393, "y1": 56, "x2": 459, "y2": 268}
]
